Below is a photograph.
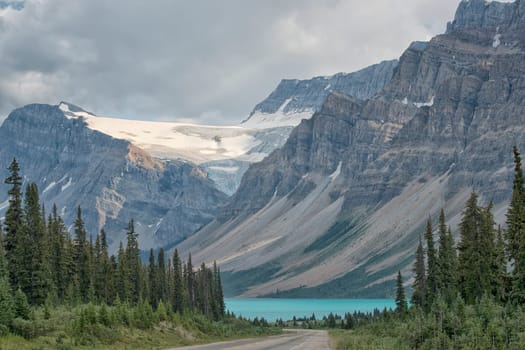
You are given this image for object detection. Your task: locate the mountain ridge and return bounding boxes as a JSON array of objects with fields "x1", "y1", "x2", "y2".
[{"x1": 176, "y1": 0, "x2": 525, "y2": 297}]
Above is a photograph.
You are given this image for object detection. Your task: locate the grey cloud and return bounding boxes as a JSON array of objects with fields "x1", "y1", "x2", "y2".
[{"x1": 0, "y1": 0, "x2": 467, "y2": 124}]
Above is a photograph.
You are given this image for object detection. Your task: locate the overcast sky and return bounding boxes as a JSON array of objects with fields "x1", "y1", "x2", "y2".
[{"x1": 0, "y1": 0, "x2": 483, "y2": 124}]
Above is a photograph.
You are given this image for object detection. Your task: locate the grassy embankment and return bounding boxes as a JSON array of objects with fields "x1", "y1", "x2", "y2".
[{"x1": 0, "y1": 304, "x2": 281, "y2": 350}]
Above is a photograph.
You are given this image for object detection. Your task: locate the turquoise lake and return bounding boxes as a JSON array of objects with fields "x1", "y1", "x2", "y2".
[{"x1": 225, "y1": 298, "x2": 395, "y2": 321}]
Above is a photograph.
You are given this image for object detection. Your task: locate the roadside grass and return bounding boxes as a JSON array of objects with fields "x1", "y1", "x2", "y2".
[
  {"x1": 330, "y1": 329, "x2": 409, "y2": 350},
  {"x1": 0, "y1": 305, "x2": 282, "y2": 350}
]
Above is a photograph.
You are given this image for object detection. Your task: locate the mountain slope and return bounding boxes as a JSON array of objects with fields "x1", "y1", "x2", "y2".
[
  {"x1": 0, "y1": 103, "x2": 227, "y2": 252},
  {"x1": 177, "y1": 0, "x2": 525, "y2": 297}
]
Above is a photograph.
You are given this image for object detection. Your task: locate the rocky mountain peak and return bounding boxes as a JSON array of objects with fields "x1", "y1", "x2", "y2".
[{"x1": 447, "y1": 0, "x2": 522, "y2": 33}]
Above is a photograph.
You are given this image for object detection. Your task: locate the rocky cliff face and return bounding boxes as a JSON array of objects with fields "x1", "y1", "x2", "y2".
[
  {"x1": 0, "y1": 103, "x2": 227, "y2": 252},
  {"x1": 241, "y1": 60, "x2": 398, "y2": 129},
  {"x1": 178, "y1": 0, "x2": 525, "y2": 297}
]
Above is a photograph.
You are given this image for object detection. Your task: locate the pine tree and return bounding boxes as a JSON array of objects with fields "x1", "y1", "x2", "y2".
[
  {"x1": 507, "y1": 147, "x2": 525, "y2": 302},
  {"x1": 148, "y1": 249, "x2": 157, "y2": 308},
  {"x1": 216, "y1": 266, "x2": 225, "y2": 316},
  {"x1": 436, "y1": 210, "x2": 457, "y2": 303},
  {"x1": 166, "y1": 259, "x2": 174, "y2": 311},
  {"x1": 116, "y1": 241, "x2": 129, "y2": 302},
  {"x1": 479, "y1": 203, "x2": 497, "y2": 295},
  {"x1": 0, "y1": 226, "x2": 6, "y2": 280},
  {"x1": 506, "y1": 146, "x2": 525, "y2": 264},
  {"x1": 99, "y1": 229, "x2": 114, "y2": 304},
  {"x1": 172, "y1": 249, "x2": 183, "y2": 313},
  {"x1": 494, "y1": 226, "x2": 508, "y2": 302},
  {"x1": 411, "y1": 237, "x2": 427, "y2": 308},
  {"x1": 125, "y1": 220, "x2": 141, "y2": 303},
  {"x1": 0, "y1": 227, "x2": 14, "y2": 325},
  {"x1": 4, "y1": 158, "x2": 24, "y2": 288},
  {"x1": 13, "y1": 287, "x2": 30, "y2": 319},
  {"x1": 157, "y1": 248, "x2": 167, "y2": 303},
  {"x1": 73, "y1": 207, "x2": 91, "y2": 302},
  {"x1": 48, "y1": 204, "x2": 69, "y2": 300},
  {"x1": 395, "y1": 271, "x2": 407, "y2": 315},
  {"x1": 212, "y1": 261, "x2": 224, "y2": 319},
  {"x1": 187, "y1": 253, "x2": 195, "y2": 310},
  {"x1": 457, "y1": 192, "x2": 489, "y2": 304},
  {"x1": 425, "y1": 218, "x2": 438, "y2": 306},
  {"x1": 22, "y1": 183, "x2": 50, "y2": 305}
]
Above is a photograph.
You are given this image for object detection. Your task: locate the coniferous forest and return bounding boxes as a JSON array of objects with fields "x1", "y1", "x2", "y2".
[
  {"x1": 331, "y1": 147, "x2": 525, "y2": 349},
  {"x1": 0, "y1": 159, "x2": 277, "y2": 349}
]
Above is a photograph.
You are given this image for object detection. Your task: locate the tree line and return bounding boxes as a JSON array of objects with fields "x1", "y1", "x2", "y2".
[
  {"x1": 386, "y1": 146, "x2": 525, "y2": 348},
  {"x1": 0, "y1": 159, "x2": 225, "y2": 332}
]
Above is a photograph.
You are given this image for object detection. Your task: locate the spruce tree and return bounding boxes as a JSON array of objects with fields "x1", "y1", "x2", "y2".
[
  {"x1": 0, "y1": 226, "x2": 6, "y2": 280},
  {"x1": 479, "y1": 203, "x2": 497, "y2": 296},
  {"x1": 99, "y1": 229, "x2": 114, "y2": 304},
  {"x1": 506, "y1": 147, "x2": 525, "y2": 302},
  {"x1": 506, "y1": 146, "x2": 525, "y2": 264},
  {"x1": 73, "y1": 207, "x2": 91, "y2": 302},
  {"x1": 172, "y1": 249, "x2": 183, "y2": 313},
  {"x1": 411, "y1": 237, "x2": 426, "y2": 308},
  {"x1": 116, "y1": 241, "x2": 129, "y2": 302},
  {"x1": 125, "y1": 219, "x2": 141, "y2": 303},
  {"x1": 425, "y1": 218, "x2": 438, "y2": 306},
  {"x1": 157, "y1": 248, "x2": 167, "y2": 303},
  {"x1": 187, "y1": 253, "x2": 195, "y2": 310},
  {"x1": 458, "y1": 192, "x2": 485, "y2": 304},
  {"x1": 494, "y1": 226, "x2": 508, "y2": 302},
  {"x1": 395, "y1": 271, "x2": 407, "y2": 315},
  {"x1": 436, "y1": 210, "x2": 457, "y2": 303},
  {"x1": 4, "y1": 158, "x2": 24, "y2": 288},
  {"x1": 0, "y1": 226, "x2": 13, "y2": 325},
  {"x1": 166, "y1": 259, "x2": 174, "y2": 311},
  {"x1": 48, "y1": 205, "x2": 66, "y2": 300},
  {"x1": 148, "y1": 249, "x2": 157, "y2": 308},
  {"x1": 23, "y1": 183, "x2": 50, "y2": 305},
  {"x1": 216, "y1": 266, "x2": 225, "y2": 316}
]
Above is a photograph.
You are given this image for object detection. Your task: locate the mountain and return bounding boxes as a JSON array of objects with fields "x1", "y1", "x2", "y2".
[
  {"x1": 0, "y1": 57, "x2": 397, "y2": 251},
  {"x1": 177, "y1": 0, "x2": 525, "y2": 297},
  {"x1": 241, "y1": 60, "x2": 398, "y2": 129},
  {"x1": 0, "y1": 103, "x2": 227, "y2": 252},
  {"x1": 204, "y1": 59, "x2": 398, "y2": 193}
]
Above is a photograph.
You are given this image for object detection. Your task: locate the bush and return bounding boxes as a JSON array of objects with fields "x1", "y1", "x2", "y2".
[{"x1": 11, "y1": 317, "x2": 51, "y2": 339}]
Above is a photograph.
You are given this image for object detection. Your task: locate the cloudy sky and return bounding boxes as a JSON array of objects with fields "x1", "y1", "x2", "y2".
[{"x1": 0, "y1": 0, "x2": 478, "y2": 124}]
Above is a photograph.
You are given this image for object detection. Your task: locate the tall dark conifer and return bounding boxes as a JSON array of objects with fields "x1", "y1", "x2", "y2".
[
  {"x1": 4, "y1": 158, "x2": 24, "y2": 288},
  {"x1": 436, "y1": 210, "x2": 457, "y2": 302},
  {"x1": 22, "y1": 183, "x2": 50, "y2": 305},
  {"x1": 73, "y1": 207, "x2": 91, "y2": 302},
  {"x1": 458, "y1": 193, "x2": 485, "y2": 304},
  {"x1": 395, "y1": 271, "x2": 407, "y2": 315},
  {"x1": 116, "y1": 241, "x2": 129, "y2": 302},
  {"x1": 0, "y1": 226, "x2": 6, "y2": 280},
  {"x1": 506, "y1": 146, "x2": 525, "y2": 263},
  {"x1": 412, "y1": 237, "x2": 427, "y2": 308},
  {"x1": 494, "y1": 226, "x2": 508, "y2": 302},
  {"x1": 148, "y1": 249, "x2": 157, "y2": 307},
  {"x1": 125, "y1": 219, "x2": 141, "y2": 303},
  {"x1": 187, "y1": 253, "x2": 195, "y2": 310},
  {"x1": 507, "y1": 147, "x2": 525, "y2": 302},
  {"x1": 479, "y1": 203, "x2": 497, "y2": 295},
  {"x1": 172, "y1": 249, "x2": 183, "y2": 313},
  {"x1": 425, "y1": 219, "x2": 437, "y2": 305},
  {"x1": 157, "y1": 248, "x2": 167, "y2": 303},
  {"x1": 48, "y1": 205, "x2": 67, "y2": 300}
]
